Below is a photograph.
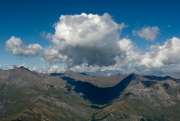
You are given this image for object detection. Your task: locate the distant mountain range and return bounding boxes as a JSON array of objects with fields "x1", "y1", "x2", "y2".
[{"x1": 0, "y1": 66, "x2": 180, "y2": 121}]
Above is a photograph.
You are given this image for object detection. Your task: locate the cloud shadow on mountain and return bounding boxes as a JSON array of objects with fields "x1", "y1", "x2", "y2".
[{"x1": 61, "y1": 74, "x2": 135, "y2": 105}]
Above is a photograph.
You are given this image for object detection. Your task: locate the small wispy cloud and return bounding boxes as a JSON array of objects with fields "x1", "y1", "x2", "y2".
[
  {"x1": 40, "y1": 31, "x2": 52, "y2": 40},
  {"x1": 132, "y1": 26, "x2": 160, "y2": 41}
]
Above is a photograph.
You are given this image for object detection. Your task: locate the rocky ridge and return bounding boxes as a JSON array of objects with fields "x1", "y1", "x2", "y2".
[{"x1": 0, "y1": 67, "x2": 180, "y2": 121}]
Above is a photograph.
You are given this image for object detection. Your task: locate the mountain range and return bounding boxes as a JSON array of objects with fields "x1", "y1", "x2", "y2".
[{"x1": 0, "y1": 66, "x2": 180, "y2": 121}]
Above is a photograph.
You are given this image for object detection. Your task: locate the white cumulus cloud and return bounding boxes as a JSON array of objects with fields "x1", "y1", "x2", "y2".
[
  {"x1": 139, "y1": 37, "x2": 180, "y2": 68},
  {"x1": 6, "y1": 13, "x2": 180, "y2": 73},
  {"x1": 5, "y1": 36, "x2": 43, "y2": 57},
  {"x1": 41, "y1": 13, "x2": 128, "y2": 67},
  {"x1": 132, "y1": 26, "x2": 160, "y2": 41},
  {"x1": 118, "y1": 38, "x2": 140, "y2": 62}
]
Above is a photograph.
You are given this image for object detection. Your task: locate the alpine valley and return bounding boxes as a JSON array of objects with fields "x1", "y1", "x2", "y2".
[{"x1": 1, "y1": 66, "x2": 180, "y2": 121}]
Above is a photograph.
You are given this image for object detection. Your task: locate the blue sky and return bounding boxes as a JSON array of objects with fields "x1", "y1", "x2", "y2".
[{"x1": 0, "y1": 0, "x2": 180, "y2": 74}]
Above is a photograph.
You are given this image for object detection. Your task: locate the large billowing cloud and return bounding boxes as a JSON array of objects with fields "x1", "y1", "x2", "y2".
[
  {"x1": 132, "y1": 26, "x2": 160, "y2": 41},
  {"x1": 38, "y1": 37, "x2": 180, "y2": 73},
  {"x1": 5, "y1": 36, "x2": 43, "y2": 57},
  {"x1": 139, "y1": 37, "x2": 180, "y2": 68},
  {"x1": 41, "y1": 13, "x2": 128, "y2": 67},
  {"x1": 4, "y1": 13, "x2": 180, "y2": 74}
]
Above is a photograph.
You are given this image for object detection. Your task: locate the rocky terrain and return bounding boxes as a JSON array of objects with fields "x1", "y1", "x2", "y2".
[{"x1": 0, "y1": 66, "x2": 180, "y2": 121}]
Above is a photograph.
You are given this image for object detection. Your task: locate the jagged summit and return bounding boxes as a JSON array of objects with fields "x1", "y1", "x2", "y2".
[
  {"x1": 128, "y1": 72, "x2": 139, "y2": 78},
  {"x1": 4, "y1": 66, "x2": 31, "y2": 72}
]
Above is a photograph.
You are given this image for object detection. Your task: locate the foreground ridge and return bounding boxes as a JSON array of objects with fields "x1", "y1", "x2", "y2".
[{"x1": 0, "y1": 67, "x2": 180, "y2": 121}]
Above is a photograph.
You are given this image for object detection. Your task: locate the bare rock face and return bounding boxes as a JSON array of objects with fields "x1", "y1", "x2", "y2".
[{"x1": 1, "y1": 67, "x2": 180, "y2": 121}]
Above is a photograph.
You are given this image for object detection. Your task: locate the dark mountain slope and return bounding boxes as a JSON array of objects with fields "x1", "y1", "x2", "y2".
[
  {"x1": 62, "y1": 73, "x2": 136, "y2": 104},
  {"x1": 62, "y1": 70, "x2": 126, "y2": 87}
]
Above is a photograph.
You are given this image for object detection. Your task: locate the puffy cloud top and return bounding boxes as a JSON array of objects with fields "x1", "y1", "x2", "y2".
[
  {"x1": 53, "y1": 13, "x2": 125, "y2": 46},
  {"x1": 5, "y1": 36, "x2": 43, "y2": 57},
  {"x1": 42, "y1": 13, "x2": 127, "y2": 67},
  {"x1": 132, "y1": 26, "x2": 160, "y2": 41},
  {"x1": 4, "y1": 13, "x2": 180, "y2": 73},
  {"x1": 119, "y1": 38, "x2": 132, "y2": 51},
  {"x1": 139, "y1": 37, "x2": 180, "y2": 68}
]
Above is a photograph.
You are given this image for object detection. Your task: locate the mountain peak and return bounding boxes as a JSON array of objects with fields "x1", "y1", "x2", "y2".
[
  {"x1": 17, "y1": 66, "x2": 31, "y2": 72},
  {"x1": 129, "y1": 73, "x2": 139, "y2": 77},
  {"x1": 63, "y1": 70, "x2": 77, "y2": 76},
  {"x1": 8, "y1": 66, "x2": 29, "y2": 70}
]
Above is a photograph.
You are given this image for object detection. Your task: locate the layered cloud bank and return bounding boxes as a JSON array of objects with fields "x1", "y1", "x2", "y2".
[
  {"x1": 4, "y1": 13, "x2": 180, "y2": 73},
  {"x1": 139, "y1": 37, "x2": 180, "y2": 68}
]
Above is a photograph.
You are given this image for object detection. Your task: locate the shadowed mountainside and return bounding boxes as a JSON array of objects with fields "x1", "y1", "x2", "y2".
[
  {"x1": 62, "y1": 73, "x2": 135, "y2": 104},
  {"x1": 61, "y1": 70, "x2": 126, "y2": 87}
]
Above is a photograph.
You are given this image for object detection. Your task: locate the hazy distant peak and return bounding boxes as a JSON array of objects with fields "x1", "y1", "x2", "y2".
[
  {"x1": 12, "y1": 66, "x2": 31, "y2": 72},
  {"x1": 63, "y1": 70, "x2": 77, "y2": 76}
]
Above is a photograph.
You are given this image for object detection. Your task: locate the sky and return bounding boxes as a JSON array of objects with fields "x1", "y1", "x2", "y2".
[{"x1": 0, "y1": 0, "x2": 180, "y2": 74}]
